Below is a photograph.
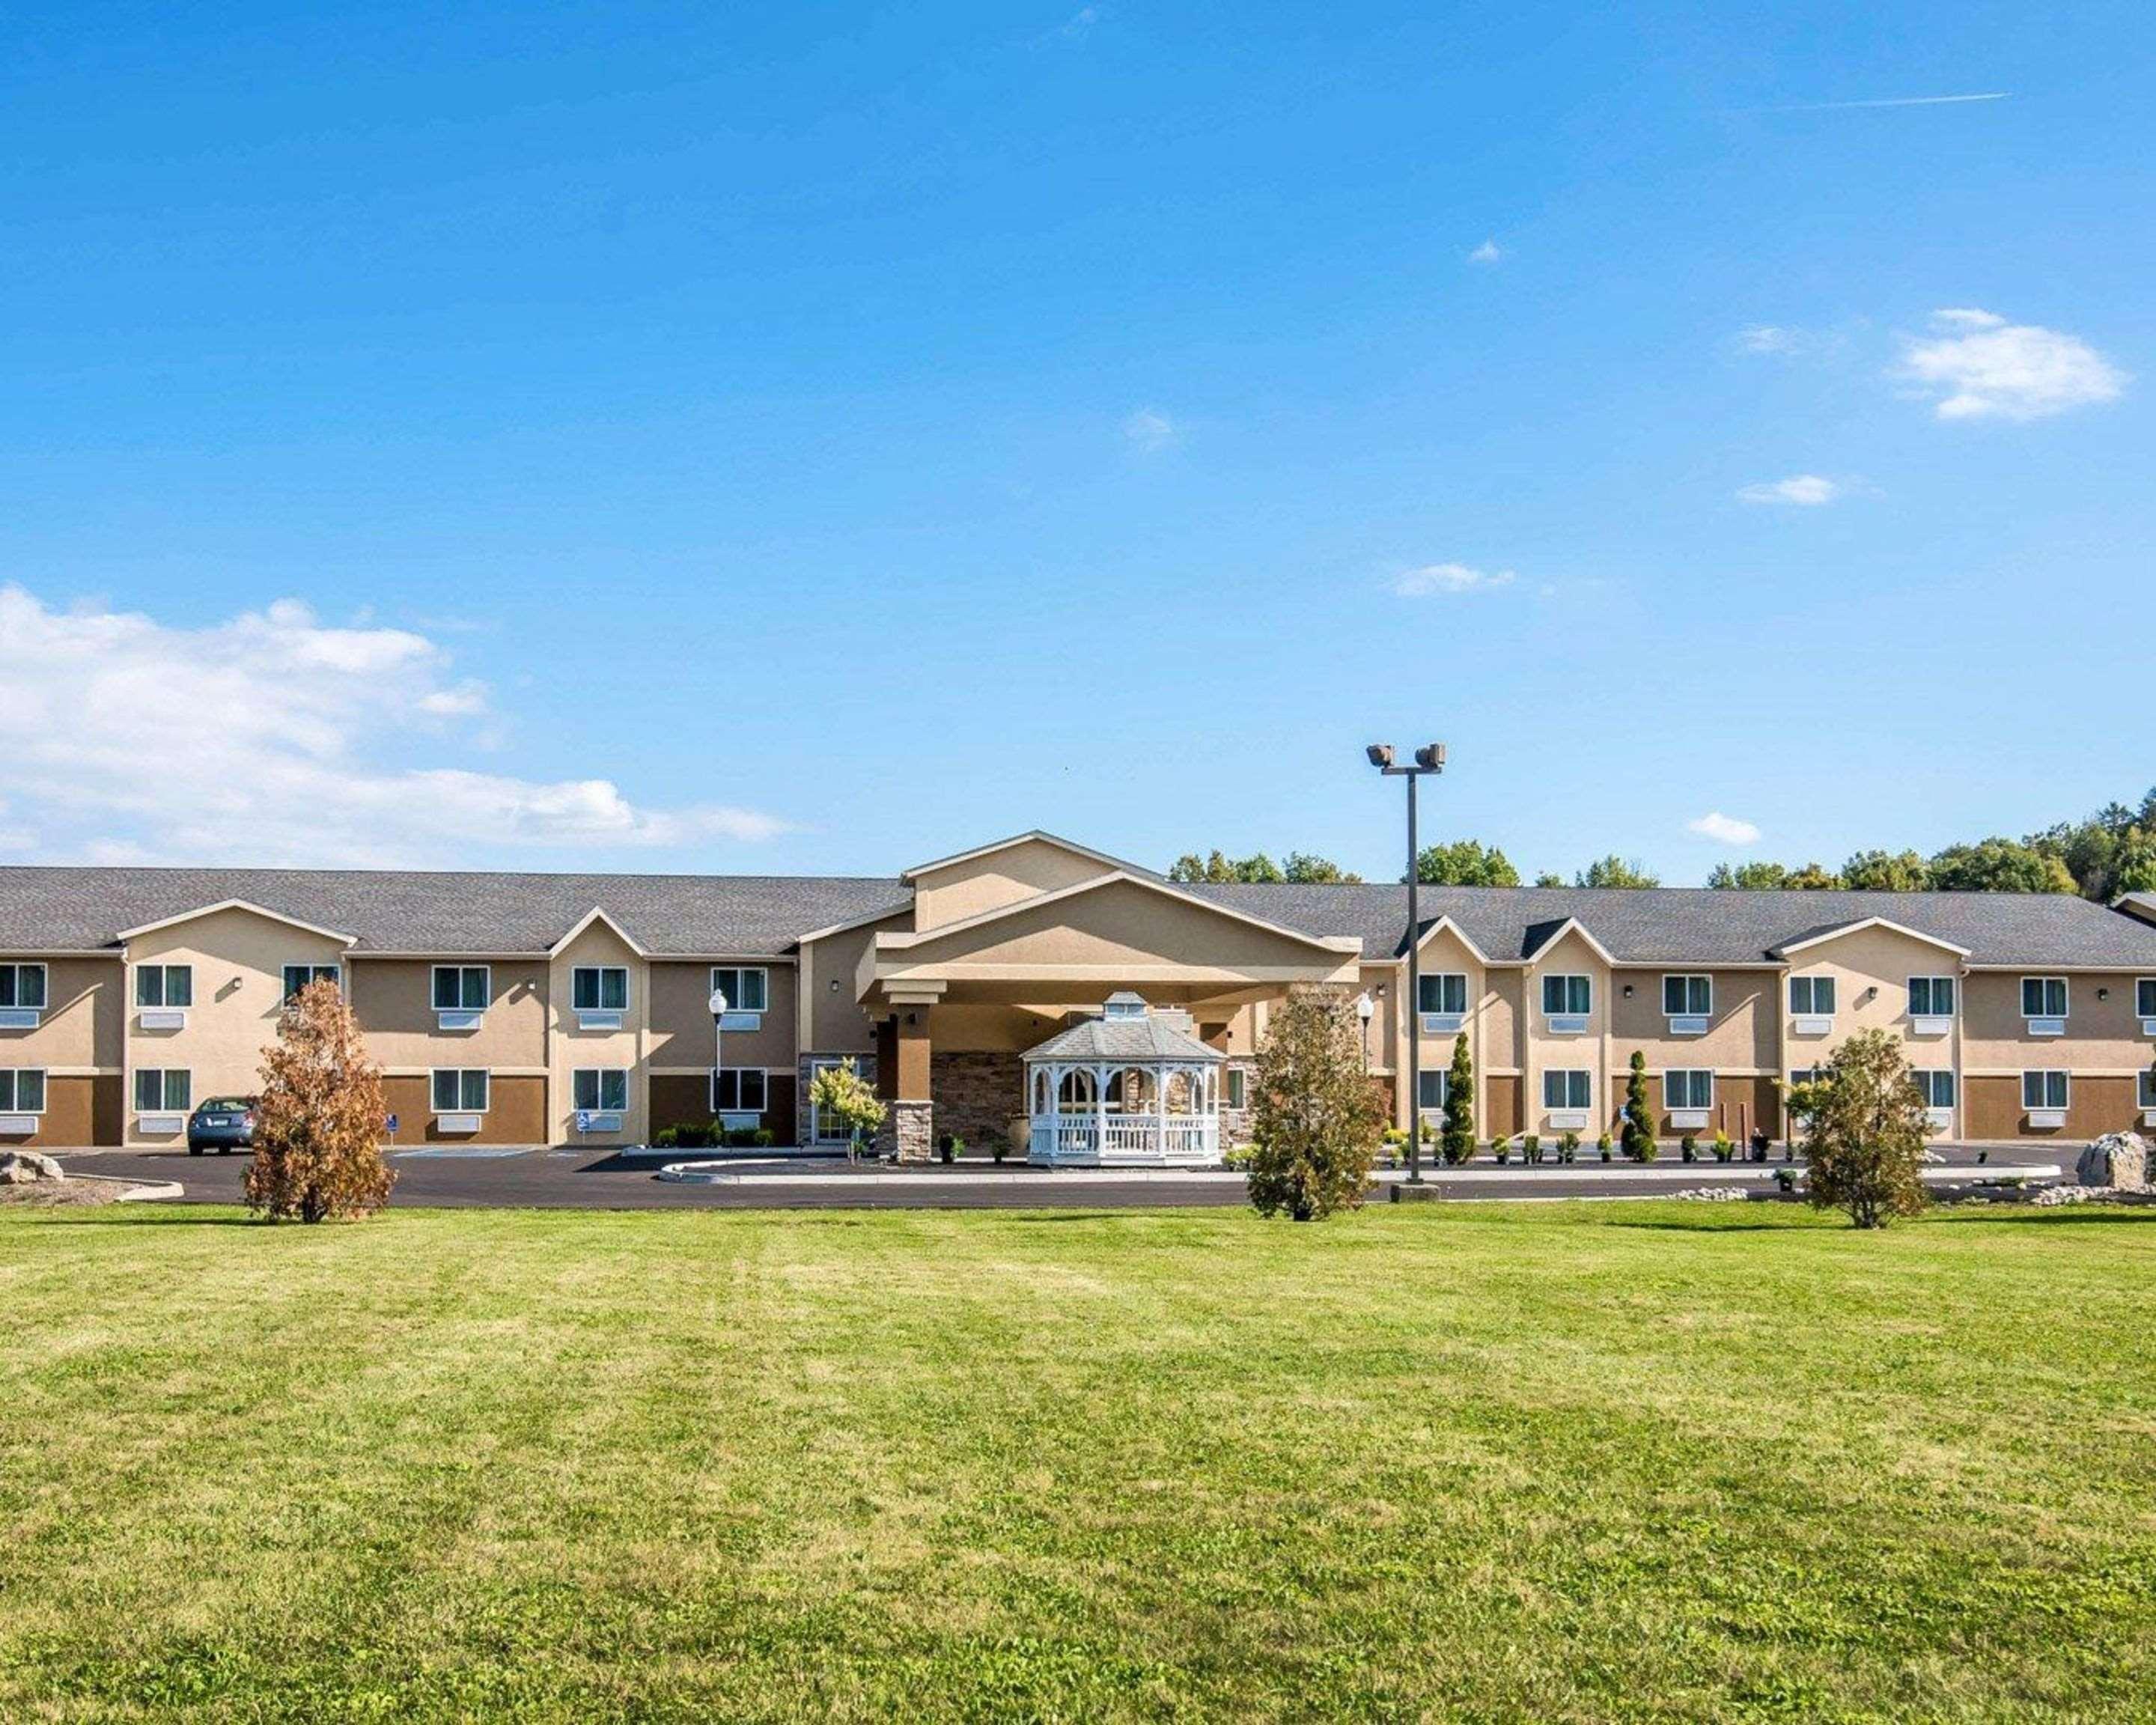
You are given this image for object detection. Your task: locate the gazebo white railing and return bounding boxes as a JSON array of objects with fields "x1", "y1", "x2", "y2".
[{"x1": 1022, "y1": 995, "x2": 1224, "y2": 1167}]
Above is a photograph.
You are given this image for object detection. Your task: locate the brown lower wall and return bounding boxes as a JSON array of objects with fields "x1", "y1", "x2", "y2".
[
  {"x1": 0, "y1": 1074, "x2": 108, "y2": 1148},
  {"x1": 1487, "y1": 1074, "x2": 1522, "y2": 1138},
  {"x1": 1648, "y1": 1075, "x2": 1779, "y2": 1141},
  {"x1": 1964, "y1": 1074, "x2": 2141, "y2": 1141},
  {"x1": 931, "y1": 1050, "x2": 1024, "y2": 1154},
  {"x1": 650, "y1": 1073, "x2": 797, "y2": 1146},
  {"x1": 383, "y1": 1074, "x2": 548, "y2": 1146}
]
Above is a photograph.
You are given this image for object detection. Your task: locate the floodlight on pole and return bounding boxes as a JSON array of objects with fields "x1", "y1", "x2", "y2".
[{"x1": 1366, "y1": 741, "x2": 1449, "y2": 1184}]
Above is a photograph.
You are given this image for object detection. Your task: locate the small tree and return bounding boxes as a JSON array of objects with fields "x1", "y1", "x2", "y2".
[
  {"x1": 809, "y1": 1058, "x2": 886, "y2": 1160},
  {"x1": 1621, "y1": 1050, "x2": 1655, "y2": 1161},
  {"x1": 1249, "y1": 988, "x2": 1385, "y2": 1220},
  {"x1": 1799, "y1": 1029, "x2": 1930, "y2": 1229},
  {"x1": 246, "y1": 979, "x2": 394, "y2": 1223},
  {"x1": 1440, "y1": 1032, "x2": 1476, "y2": 1166}
]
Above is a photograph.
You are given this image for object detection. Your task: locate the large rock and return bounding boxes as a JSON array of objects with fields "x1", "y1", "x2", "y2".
[
  {"x1": 2076, "y1": 1132, "x2": 2150, "y2": 1191},
  {"x1": 0, "y1": 1151, "x2": 65, "y2": 1184}
]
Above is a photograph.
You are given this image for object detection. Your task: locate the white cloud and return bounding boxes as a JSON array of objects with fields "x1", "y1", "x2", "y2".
[
  {"x1": 1060, "y1": 5, "x2": 1100, "y2": 35},
  {"x1": 1123, "y1": 407, "x2": 1178, "y2": 451},
  {"x1": 1737, "y1": 324, "x2": 1802, "y2": 355},
  {"x1": 1737, "y1": 473, "x2": 1842, "y2": 506},
  {"x1": 1898, "y1": 308, "x2": 2127, "y2": 420},
  {"x1": 0, "y1": 585, "x2": 789, "y2": 865},
  {"x1": 1467, "y1": 239, "x2": 1502, "y2": 265},
  {"x1": 1392, "y1": 562, "x2": 1516, "y2": 597},
  {"x1": 1689, "y1": 812, "x2": 1761, "y2": 846}
]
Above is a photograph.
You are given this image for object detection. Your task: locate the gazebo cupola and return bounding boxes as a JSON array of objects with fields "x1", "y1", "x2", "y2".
[{"x1": 1023, "y1": 993, "x2": 1225, "y2": 1166}]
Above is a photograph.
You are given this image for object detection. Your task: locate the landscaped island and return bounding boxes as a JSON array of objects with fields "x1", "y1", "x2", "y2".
[{"x1": 2, "y1": 1202, "x2": 2151, "y2": 1721}]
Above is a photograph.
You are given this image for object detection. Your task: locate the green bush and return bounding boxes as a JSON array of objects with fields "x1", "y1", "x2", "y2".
[
  {"x1": 1559, "y1": 1131, "x2": 1579, "y2": 1164},
  {"x1": 1598, "y1": 1133, "x2": 1613, "y2": 1163},
  {"x1": 1493, "y1": 1137, "x2": 1511, "y2": 1164},
  {"x1": 1712, "y1": 1131, "x2": 1734, "y2": 1163},
  {"x1": 1680, "y1": 1134, "x2": 1698, "y2": 1163},
  {"x1": 1622, "y1": 1051, "x2": 1656, "y2": 1161},
  {"x1": 1522, "y1": 1133, "x2": 1541, "y2": 1166}
]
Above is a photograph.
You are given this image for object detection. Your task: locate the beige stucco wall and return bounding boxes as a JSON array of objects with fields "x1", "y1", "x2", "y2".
[
  {"x1": 647, "y1": 958, "x2": 798, "y2": 1071},
  {"x1": 910, "y1": 839, "x2": 1115, "y2": 931},
  {"x1": 0, "y1": 955, "x2": 123, "y2": 1074},
  {"x1": 1961, "y1": 970, "x2": 2156, "y2": 1074},
  {"x1": 1609, "y1": 967, "x2": 1779, "y2": 1073},
  {"x1": 546, "y1": 919, "x2": 646, "y2": 1146},
  {"x1": 1779, "y1": 925, "x2": 1968, "y2": 1068},
  {"x1": 351, "y1": 958, "x2": 549, "y2": 1074},
  {"x1": 801, "y1": 914, "x2": 902, "y2": 1053},
  {"x1": 124, "y1": 907, "x2": 347, "y2": 1143},
  {"x1": 1524, "y1": 928, "x2": 1613, "y2": 1137}
]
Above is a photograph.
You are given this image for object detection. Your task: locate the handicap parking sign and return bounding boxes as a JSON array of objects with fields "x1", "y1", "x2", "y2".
[
  {"x1": 386, "y1": 1113, "x2": 398, "y2": 1133},
  {"x1": 575, "y1": 1110, "x2": 591, "y2": 1134}
]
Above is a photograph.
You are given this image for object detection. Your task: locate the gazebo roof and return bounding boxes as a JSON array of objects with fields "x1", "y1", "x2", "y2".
[{"x1": 1023, "y1": 1013, "x2": 1224, "y2": 1065}]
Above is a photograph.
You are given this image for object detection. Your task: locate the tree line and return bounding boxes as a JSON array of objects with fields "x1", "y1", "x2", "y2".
[{"x1": 1169, "y1": 783, "x2": 2156, "y2": 898}]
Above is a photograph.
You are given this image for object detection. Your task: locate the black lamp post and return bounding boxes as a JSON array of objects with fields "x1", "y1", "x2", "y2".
[{"x1": 1367, "y1": 742, "x2": 1447, "y2": 1184}]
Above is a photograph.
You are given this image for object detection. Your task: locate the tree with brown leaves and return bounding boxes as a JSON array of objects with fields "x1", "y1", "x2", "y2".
[
  {"x1": 245, "y1": 978, "x2": 395, "y2": 1223},
  {"x1": 1248, "y1": 988, "x2": 1385, "y2": 1221},
  {"x1": 1795, "y1": 1028, "x2": 1929, "y2": 1229}
]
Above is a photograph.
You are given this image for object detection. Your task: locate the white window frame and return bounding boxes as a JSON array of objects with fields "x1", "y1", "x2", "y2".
[
  {"x1": 1661, "y1": 974, "x2": 1712, "y2": 1018},
  {"x1": 1664, "y1": 1068, "x2": 1714, "y2": 1113},
  {"x1": 1226, "y1": 1068, "x2": 1247, "y2": 1111},
  {"x1": 1911, "y1": 1070, "x2": 1955, "y2": 1110},
  {"x1": 1541, "y1": 1068, "x2": 1592, "y2": 1111},
  {"x1": 0, "y1": 962, "x2": 48, "y2": 1014},
  {"x1": 133, "y1": 1068, "x2": 192, "y2": 1113},
  {"x1": 1907, "y1": 976, "x2": 1956, "y2": 1023},
  {"x1": 0, "y1": 1068, "x2": 47, "y2": 1114},
  {"x1": 430, "y1": 1068, "x2": 490, "y2": 1113},
  {"x1": 2138, "y1": 1068, "x2": 2156, "y2": 1119},
  {"x1": 808, "y1": 1056, "x2": 853, "y2": 1143},
  {"x1": 710, "y1": 1067, "x2": 769, "y2": 1115},
  {"x1": 2021, "y1": 1069, "x2": 2069, "y2": 1119},
  {"x1": 572, "y1": 966, "x2": 630, "y2": 1021},
  {"x1": 1541, "y1": 974, "x2": 1592, "y2": 1017},
  {"x1": 709, "y1": 967, "x2": 769, "y2": 1017},
  {"x1": 2137, "y1": 977, "x2": 2156, "y2": 1030},
  {"x1": 573, "y1": 1067, "x2": 630, "y2": 1113},
  {"x1": 1788, "y1": 974, "x2": 1836, "y2": 1018},
  {"x1": 2020, "y1": 976, "x2": 2068, "y2": 1024},
  {"x1": 281, "y1": 963, "x2": 341, "y2": 1003},
  {"x1": 1416, "y1": 1069, "x2": 1450, "y2": 1114},
  {"x1": 432, "y1": 965, "x2": 492, "y2": 1013},
  {"x1": 134, "y1": 964, "x2": 195, "y2": 1009},
  {"x1": 1417, "y1": 972, "x2": 1469, "y2": 1022}
]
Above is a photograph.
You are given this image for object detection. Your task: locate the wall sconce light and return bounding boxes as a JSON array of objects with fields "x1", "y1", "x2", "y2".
[
  {"x1": 829, "y1": 979, "x2": 839, "y2": 993},
  {"x1": 1863, "y1": 985, "x2": 1878, "y2": 1003},
  {"x1": 2098, "y1": 987, "x2": 2110, "y2": 1000},
  {"x1": 1621, "y1": 983, "x2": 1634, "y2": 998}
]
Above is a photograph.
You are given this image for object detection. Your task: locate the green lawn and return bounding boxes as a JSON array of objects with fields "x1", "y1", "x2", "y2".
[{"x1": 1, "y1": 1202, "x2": 2152, "y2": 1723}]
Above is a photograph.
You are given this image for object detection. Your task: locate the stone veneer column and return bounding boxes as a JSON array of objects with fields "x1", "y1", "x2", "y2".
[{"x1": 874, "y1": 1006, "x2": 935, "y2": 1161}]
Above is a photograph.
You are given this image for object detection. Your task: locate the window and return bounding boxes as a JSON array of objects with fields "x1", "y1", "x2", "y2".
[
  {"x1": 432, "y1": 966, "x2": 490, "y2": 1011},
  {"x1": 281, "y1": 964, "x2": 339, "y2": 1003},
  {"x1": 572, "y1": 967, "x2": 629, "y2": 1012},
  {"x1": 0, "y1": 1069, "x2": 46, "y2": 1113},
  {"x1": 2137, "y1": 979, "x2": 2156, "y2": 1020},
  {"x1": 1788, "y1": 975, "x2": 1836, "y2": 1017},
  {"x1": 0, "y1": 964, "x2": 47, "y2": 1009},
  {"x1": 710, "y1": 967, "x2": 768, "y2": 1014},
  {"x1": 135, "y1": 964, "x2": 194, "y2": 1008},
  {"x1": 573, "y1": 1068, "x2": 629, "y2": 1113},
  {"x1": 133, "y1": 1068, "x2": 191, "y2": 1112},
  {"x1": 1541, "y1": 975, "x2": 1592, "y2": 1016},
  {"x1": 1661, "y1": 975, "x2": 1712, "y2": 1017},
  {"x1": 1542, "y1": 1069, "x2": 1591, "y2": 1110},
  {"x1": 1665, "y1": 1069, "x2": 1714, "y2": 1111},
  {"x1": 1416, "y1": 1070, "x2": 1450, "y2": 1111},
  {"x1": 430, "y1": 1068, "x2": 490, "y2": 1113},
  {"x1": 1912, "y1": 1071, "x2": 1956, "y2": 1110},
  {"x1": 2021, "y1": 1071, "x2": 2069, "y2": 1112},
  {"x1": 2021, "y1": 977, "x2": 2068, "y2": 1020},
  {"x1": 1418, "y1": 973, "x2": 1469, "y2": 1016},
  {"x1": 2139, "y1": 1070, "x2": 2156, "y2": 1110},
  {"x1": 710, "y1": 1068, "x2": 769, "y2": 1113},
  {"x1": 1226, "y1": 1069, "x2": 1247, "y2": 1110},
  {"x1": 1908, "y1": 976, "x2": 1956, "y2": 1018}
]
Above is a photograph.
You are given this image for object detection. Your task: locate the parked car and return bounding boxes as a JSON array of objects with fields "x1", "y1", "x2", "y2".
[{"x1": 187, "y1": 1097, "x2": 258, "y2": 1155}]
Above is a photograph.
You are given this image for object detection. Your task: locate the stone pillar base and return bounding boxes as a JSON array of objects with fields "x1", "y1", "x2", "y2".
[{"x1": 876, "y1": 1098, "x2": 934, "y2": 1163}]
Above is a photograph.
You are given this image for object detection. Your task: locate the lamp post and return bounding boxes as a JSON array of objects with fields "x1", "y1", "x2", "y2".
[
  {"x1": 707, "y1": 987, "x2": 729, "y2": 1127},
  {"x1": 1366, "y1": 742, "x2": 1447, "y2": 1184}
]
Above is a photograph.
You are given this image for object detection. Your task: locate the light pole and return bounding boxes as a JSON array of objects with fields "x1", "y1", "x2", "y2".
[
  {"x1": 1366, "y1": 742, "x2": 1446, "y2": 1184},
  {"x1": 707, "y1": 986, "x2": 729, "y2": 1127}
]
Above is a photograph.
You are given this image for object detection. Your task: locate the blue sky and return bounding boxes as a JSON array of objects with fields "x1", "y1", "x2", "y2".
[{"x1": 2, "y1": 2, "x2": 2149, "y2": 880}]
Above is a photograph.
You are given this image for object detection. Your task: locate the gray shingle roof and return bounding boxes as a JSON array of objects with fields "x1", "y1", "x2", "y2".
[
  {"x1": 1023, "y1": 1014, "x2": 1223, "y2": 1063},
  {"x1": 0, "y1": 866, "x2": 909, "y2": 956},
  {"x1": 1184, "y1": 883, "x2": 2156, "y2": 968}
]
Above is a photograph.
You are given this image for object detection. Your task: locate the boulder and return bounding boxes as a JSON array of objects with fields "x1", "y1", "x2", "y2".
[
  {"x1": 2076, "y1": 1132, "x2": 2150, "y2": 1191},
  {"x1": 0, "y1": 1150, "x2": 65, "y2": 1184}
]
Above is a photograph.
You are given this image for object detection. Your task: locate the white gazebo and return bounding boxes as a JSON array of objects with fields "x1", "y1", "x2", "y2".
[{"x1": 1023, "y1": 993, "x2": 1224, "y2": 1166}]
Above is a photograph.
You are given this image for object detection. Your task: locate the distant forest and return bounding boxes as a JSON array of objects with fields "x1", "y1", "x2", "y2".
[{"x1": 1166, "y1": 785, "x2": 2156, "y2": 900}]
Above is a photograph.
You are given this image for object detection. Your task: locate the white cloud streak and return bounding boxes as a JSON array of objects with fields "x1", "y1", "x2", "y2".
[
  {"x1": 1689, "y1": 812, "x2": 1761, "y2": 846},
  {"x1": 1467, "y1": 239, "x2": 1502, "y2": 265},
  {"x1": 0, "y1": 586, "x2": 789, "y2": 865},
  {"x1": 1757, "y1": 91, "x2": 2009, "y2": 112},
  {"x1": 1122, "y1": 407, "x2": 1178, "y2": 451},
  {"x1": 1737, "y1": 474, "x2": 1841, "y2": 506},
  {"x1": 1392, "y1": 562, "x2": 1516, "y2": 597},
  {"x1": 1898, "y1": 307, "x2": 2127, "y2": 420}
]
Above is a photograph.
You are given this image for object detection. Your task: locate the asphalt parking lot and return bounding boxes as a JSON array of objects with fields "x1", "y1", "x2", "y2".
[{"x1": 46, "y1": 1144, "x2": 2064, "y2": 1211}]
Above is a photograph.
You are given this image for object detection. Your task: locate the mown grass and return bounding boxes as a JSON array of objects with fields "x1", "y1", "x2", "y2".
[{"x1": 0, "y1": 1200, "x2": 2152, "y2": 1722}]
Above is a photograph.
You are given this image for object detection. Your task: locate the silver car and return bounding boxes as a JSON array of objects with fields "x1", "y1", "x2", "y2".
[{"x1": 187, "y1": 1097, "x2": 258, "y2": 1155}]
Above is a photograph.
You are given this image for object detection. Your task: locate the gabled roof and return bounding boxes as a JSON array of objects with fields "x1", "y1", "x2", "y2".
[
  {"x1": 549, "y1": 905, "x2": 649, "y2": 958},
  {"x1": 1411, "y1": 913, "x2": 1493, "y2": 967},
  {"x1": 898, "y1": 830, "x2": 1154, "y2": 885},
  {"x1": 874, "y1": 868, "x2": 1362, "y2": 956},
  {"x1": 1023, "y1": 1012, "x2": 1224, "y2": 1064},
  {"x1": 1520, "y1": 915, "x2": 1618, "y2": 967},
  {"x1": 116, "y1": 897, "x2": 356, "y2": 946},
  {"x1": 1771, "y1": 916, "x2": 1973, "y2": 960}
]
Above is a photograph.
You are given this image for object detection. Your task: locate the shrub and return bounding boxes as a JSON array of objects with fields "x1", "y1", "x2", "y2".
[
  {"x1": 1712, "y1": 1131, "x2": 1734, "y2": 1163},
  {"x1": 1247, "y1": 988, "x2": 1385, "y2": 1221},
  {"x1": 1597, "y1": 1132, "x2": 1613, "y2": 1163},
  {"x1": 1493, "y1": 1136, "x2": 1511, "y2": 1164},
  {"x1": 245, "y1": 980, "x2": 394, "y2": 1224},
  {"x1": 809, "y1": 1059, "x2": 886, "y2": 1157},
  {"x1": 1522, "y1": 1133, "x2": 1541, "y2": 1166},
  {"x1": 1621, "y1": 1051, "x2": 1655, "y2": 1161},
  {"x1": 752, "y1": 1129, "x2": 776, "y2": 1149},
  {"x1": 1559, "y1": 1131, "x2": 1580, "y2": 1163},
  {"x1": 1224, "y1": 1141, "x2": 1257, "y2": 1170},
  {"x1": 1800, "y1": 1028, "x2": 1930, "y2": 1229},
  {"x1": 1680, "y1": 1134, "x2": 1698, "y2": 1163},
  {"x1": 1440, "y1": 1032, "x2": 1476, "y2": 1166}
]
